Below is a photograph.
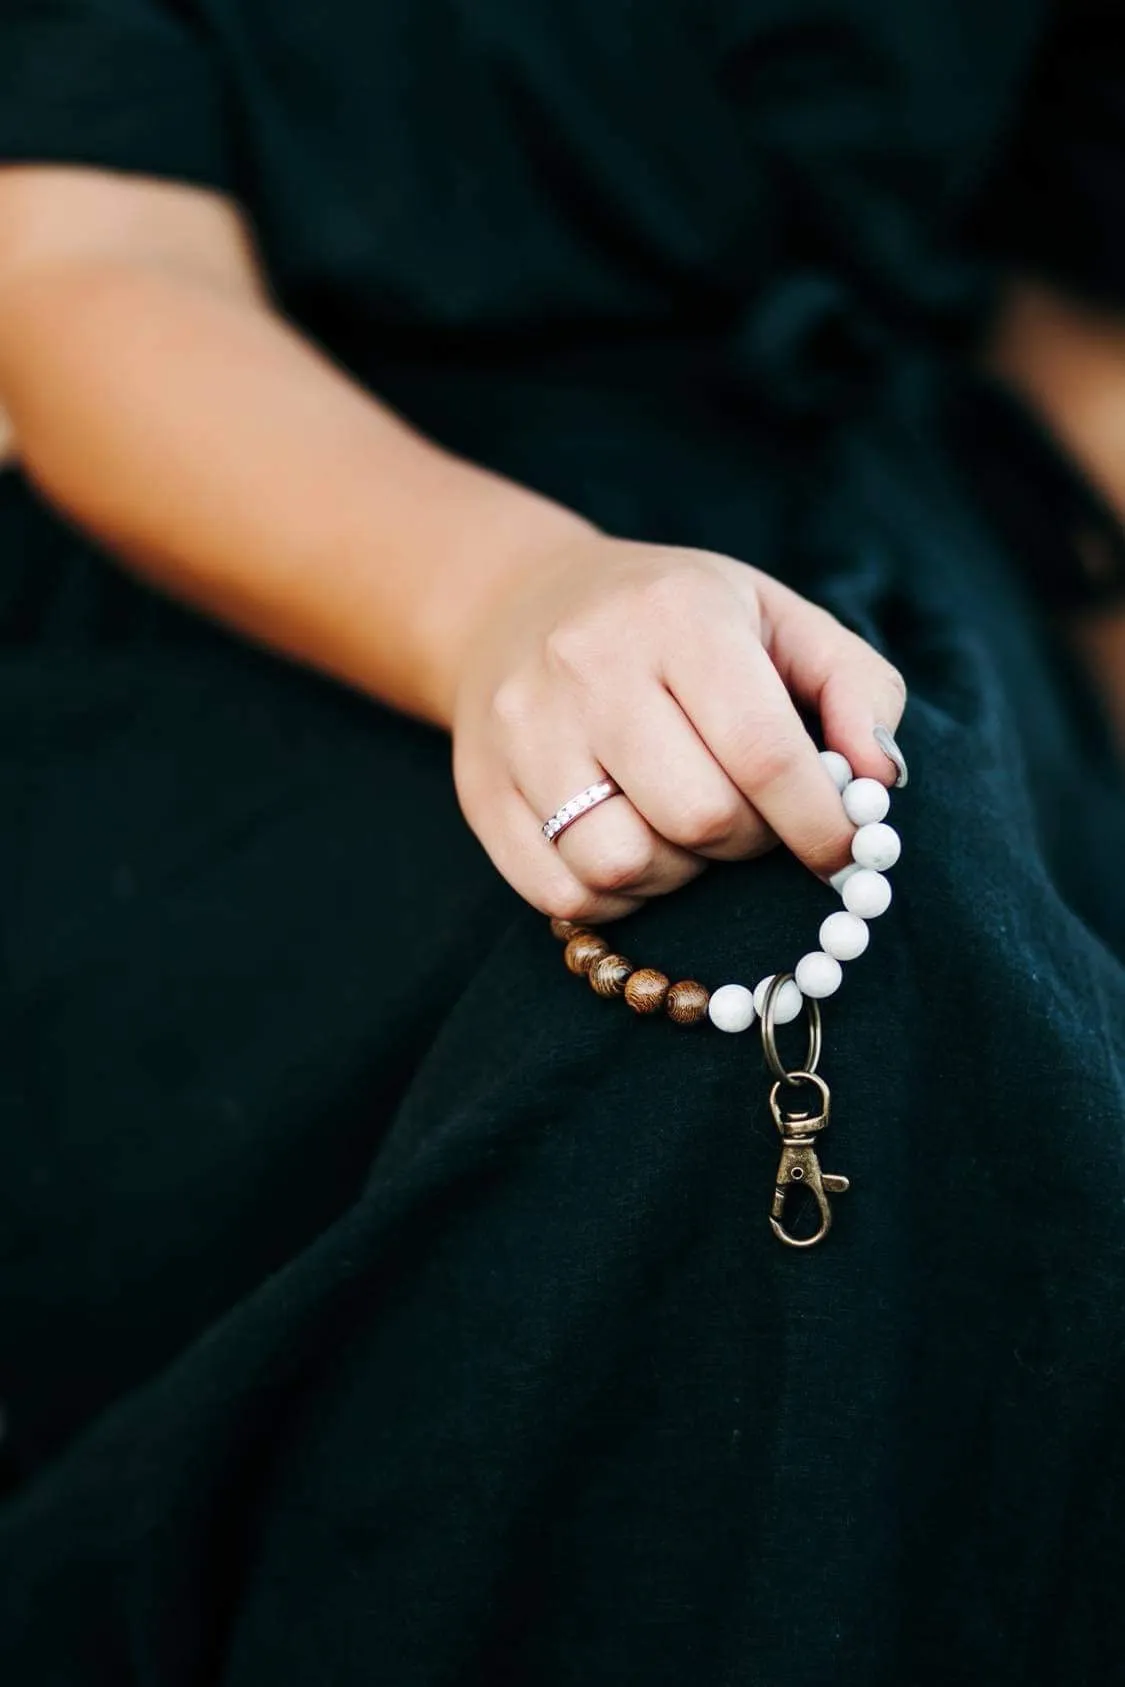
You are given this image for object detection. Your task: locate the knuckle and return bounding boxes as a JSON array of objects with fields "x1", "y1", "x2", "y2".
[
  {"x1": 676, "y1": 792, "x2": 744, "y2": 850},
  {"x1": 810, "y1": 602, "x2": 845, "y2": 639},
  {"x1": 542, "y1": 881, "x2": 599, "y2": 924},
  {"x1": 543, "y1": 619, "x2": 599, "y2": 680},
  {"x1": 739, "y1": 731, "x2": 798, "y2": 791},
  {"x1": 586, "y1": 838, "x2": 655, "y2": 893},
  {"x1": 639, "y1": 564, "x2": 711, "y2": 622},
  {"x1": 489, "y1": 676, "x2": 532, "y2": 731}
]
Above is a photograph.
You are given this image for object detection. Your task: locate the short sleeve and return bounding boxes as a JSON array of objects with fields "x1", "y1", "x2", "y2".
[
  {"x1": 0, "y1": 0, "x2": 231, "y2": 192},
  {"x1": 974, "y1": 0, "x2": 1125, "y2": 307}
]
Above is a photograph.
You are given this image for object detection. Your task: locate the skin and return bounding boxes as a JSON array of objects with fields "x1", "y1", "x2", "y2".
[
  {"x1": 989, "y1": 281, "x2": 1125, "y2": 747},
  {"x1": 24, "y1": 166, "x2": 1105, "y2": 930}
]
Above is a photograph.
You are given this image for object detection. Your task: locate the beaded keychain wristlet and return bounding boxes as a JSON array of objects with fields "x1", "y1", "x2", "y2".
[{"x1": 544, "y1": 740, "x2": 906, "y2": 1249}]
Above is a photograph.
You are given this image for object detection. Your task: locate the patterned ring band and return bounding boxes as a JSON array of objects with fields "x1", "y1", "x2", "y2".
[{"x1": 541, "y1": 778, "x2": 623, "y2": 844}]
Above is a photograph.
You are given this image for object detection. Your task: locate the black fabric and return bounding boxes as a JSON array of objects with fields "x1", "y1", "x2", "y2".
[
  {"x1": 2, "y1": 3, "x2": 1125, "y2": 1683},
  {"x1": 973, "y1": 0, "x2": 1125, "y2": 310},
  {"x1": 944, "y1": 375, "x2": 1125, "y2": 611},
  {"x1": 0, "y1": 1, "x2": 233, "y2": 190}
]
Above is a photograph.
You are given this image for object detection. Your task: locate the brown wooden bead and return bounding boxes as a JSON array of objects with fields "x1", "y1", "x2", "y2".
[
  {"x1": 588, "y1": 953, "x2": 633, "y2": 997},
  {"x1": 550, "y1": 917, "x2": 584, "y2": 943},
  {"x1": 665, "y1": 979, "x2": 710, "y2": 1025},
  {"x1": 624, "y1": 968, "x2": 671, "y2": 1015},
  {"x1": 564, "y1": 931, "x2": 610, "y2": 976}
]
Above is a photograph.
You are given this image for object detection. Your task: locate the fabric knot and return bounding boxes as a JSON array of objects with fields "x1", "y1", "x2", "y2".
[{"x1": 727, "y1": 268, "x2": 900, "y2": 427}]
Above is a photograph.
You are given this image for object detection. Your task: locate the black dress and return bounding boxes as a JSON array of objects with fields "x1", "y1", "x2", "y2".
[{"x1": 2, "y1": 2, "x2": 1125, "y2": 1682}]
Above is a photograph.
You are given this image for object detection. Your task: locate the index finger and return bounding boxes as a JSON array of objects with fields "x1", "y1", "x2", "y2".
[{"x1": 662, "y1": 623, "x2": 853, "y2": 879}]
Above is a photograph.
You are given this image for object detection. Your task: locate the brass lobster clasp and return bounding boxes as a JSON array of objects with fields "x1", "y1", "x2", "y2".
[{"x1": 768, "y1": 1071, "x2": 849, "y2": 1249}]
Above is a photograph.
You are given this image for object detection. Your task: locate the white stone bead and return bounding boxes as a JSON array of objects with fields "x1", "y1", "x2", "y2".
[
  {"x1": 829, "y1": 862, "x2": 861, "y2": 895},
  {"x1": 753, "y1": 974, "x2": 803, "y2": 1024},
  {"x1": 841, "y1": 868, "x2": 892, "y2": 919},
  {"x1": 851, "y1": 821, "x2": 901, "y2": 872},
  {"x1": 794, "y1": 951, "x2": 843, "y2": 998},
  {"x1": 819, "y1": 909, "x2": 870, "y2": 961},
  {"x1": 707, "y1": 983, "x2": 757, "y2": 1034},
  {"x1": 819, "y1": 749, "x2": 853, "y2": 793},
  {"x1": 841, "y1": 776, "x2": 890, "y2": 827}
]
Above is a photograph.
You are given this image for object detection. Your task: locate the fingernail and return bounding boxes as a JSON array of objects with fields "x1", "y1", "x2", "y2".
[{"x1": 873, "y1": 723, "x2": 908, "y2": 788}]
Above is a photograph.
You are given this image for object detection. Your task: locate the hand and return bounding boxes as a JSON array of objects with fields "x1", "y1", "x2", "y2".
[{"x1": 451, "y1": 535, "x2": 906, "y2": 922}]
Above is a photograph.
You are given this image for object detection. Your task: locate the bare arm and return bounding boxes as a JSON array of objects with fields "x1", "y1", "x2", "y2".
[
  {"x1": 990, "y1": 281, "x2": 1125, "y2": 748},
  {"x1": 0, "y1": 165, "x2": 904, "y2": 921},
  {"x1": 0, "y1": 165, "x2": 594, "y2": 727}
]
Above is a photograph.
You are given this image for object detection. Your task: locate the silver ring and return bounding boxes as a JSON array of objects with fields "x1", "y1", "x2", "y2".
[
  {"x1": 541, "y1": 778, "x2": 623, "y2": 844},
  {"x1": 760, "y1": 972, "x2": 822, "y2": 1084}
]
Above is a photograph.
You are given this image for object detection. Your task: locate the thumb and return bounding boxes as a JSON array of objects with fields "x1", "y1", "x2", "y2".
[{"x1": 754, "y1": 573, "x2": 908, "y2": 784}]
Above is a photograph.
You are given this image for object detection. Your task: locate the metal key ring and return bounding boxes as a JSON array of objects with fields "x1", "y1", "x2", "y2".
[{"x1": 760, "y1": 972, "x2": 822, "y2": 1084}]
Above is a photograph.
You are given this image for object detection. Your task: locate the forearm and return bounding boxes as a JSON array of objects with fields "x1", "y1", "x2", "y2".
[
  {"x1": 0, "y1": 257, "x2": 592, "y2": 726},
  {"x1": 989, "y1": 281, "x2": 1125, "y2": 525},
  {"x1": 989, "y1": 281, "x2": 1125, "y2": 753}
]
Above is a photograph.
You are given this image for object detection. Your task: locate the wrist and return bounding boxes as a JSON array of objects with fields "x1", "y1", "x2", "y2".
[{"x1": 415, "y1": 474, "x2": 600, "y2": 728}]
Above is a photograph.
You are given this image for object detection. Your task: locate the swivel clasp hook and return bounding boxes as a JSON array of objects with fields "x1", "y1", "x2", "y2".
[{"x1": 768, "y1": 1071, "x2": 850, "y2": 1249}]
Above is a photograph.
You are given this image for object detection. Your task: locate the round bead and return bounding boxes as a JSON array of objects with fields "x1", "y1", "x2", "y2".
[
  {"x1": 851, "y1": 821, "x2": 901, "y2": 872},
  {"x1": 588, "y1": 953, "x2": 633, "y2": 997},
  {"x1": 550, "y1": 917, "x2": 584, "y2": 943},
  {"x1": 819, "y1": 749, "x2": 854, "y2": 793},
  {"x1": 564, "y1": 931, "x2": 610, "y2": 975},
  {"x1": 753, "y1": 974, "x2": 803, "y2": 1025},
  {"x1": 794, "y1": 950, "x2": 843, "y2": 999},
  {"x1": 819, "y1": 909, "x2": 870, "y2": 962},
  {"x1": 841, "y1": 776, "x2": 890, "y2": 827},
  {"x1": 841, "y1": 868, "x2": 892, "y2": 919},
  {"x1": 707, "y1": 982, "x2": 757, "y2": 1033},
  {"x1": 829, "y1": 862, "x2": 861, "y2": 895},
  {"x1": 665, "y1": 980, "x2": 710, "y2": 1024},
  {"x1": 624, "y1": 968, "x2": 670, "y2": 1015}
]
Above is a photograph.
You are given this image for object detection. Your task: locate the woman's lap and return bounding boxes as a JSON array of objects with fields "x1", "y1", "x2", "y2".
[
  {"x1": 2, "y1": 448, "x2": 1125, "y2": 1683},
  {"x1": 0, "y1": 473, "x2": 515, "y2": 1470}
]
